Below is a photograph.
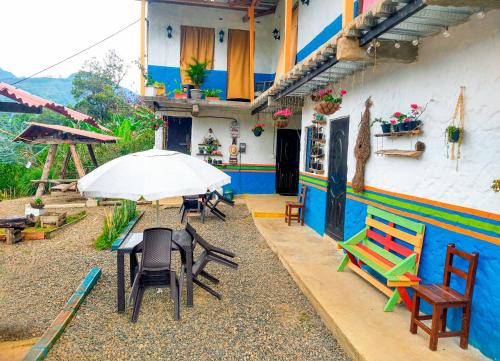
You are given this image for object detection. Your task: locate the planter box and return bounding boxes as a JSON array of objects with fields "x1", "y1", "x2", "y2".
[
  {"x1": 25, "y1": 205, "x2": 47, "y2": 217},
  {"x1": 40, "y1": 212, "x2": 67, "y2": 228},
  {"x1": 205, "y1": 97, "x2": 220, "y2": 101},
  {"x1": 174, "y1": 93, "x2": 187, "y2": 99}
]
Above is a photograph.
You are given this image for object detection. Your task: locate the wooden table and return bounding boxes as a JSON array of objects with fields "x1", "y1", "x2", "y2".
[{"x1": 116, "y1": 231, "x2": 193, "y2": 313}]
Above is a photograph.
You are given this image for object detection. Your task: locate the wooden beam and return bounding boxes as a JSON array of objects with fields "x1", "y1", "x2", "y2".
[
  {"x1": 151, "y1": 0, "x2": 249, "y2": 11},
  {"x1": 140, "y1": 0, "x2": 146, "y2": 96},
  {"x1": 87, "y1": 144, "x2": 99, "y2": 168},
  {"x1": 284, "y1": 0, "x2": 293, "y2": 73},
  {"x1": 0, "y1": 102, "x2": 42, "y2": 114},
  {"x1": 35, "y1": 144, "x2": 58, "y2": 198},
  {"x1": 69, "y1": 144, "x2": 86, "y2": 178},
  {"x1": 60, "y1": 148, "x2": 72, "y2": 179},
  {"x1": 249, "y1": 5, "x2": 255, "y2": 101},
  {"x1": 242, "y1": 7, "x2": 275, "y2": 22}
]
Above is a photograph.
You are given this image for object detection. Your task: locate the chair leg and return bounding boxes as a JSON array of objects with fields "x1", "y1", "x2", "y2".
[
  {"x1": 173, "y1": 280, "x2": 180, "y2": 321},
  {"x1": 300, "y1": 206, "x2": 304, "y2": 226},
  {"x1": 460, "y1": 304, "x2": 471, "y2": 349},
  {"x1": 181, "y1": 208, "x2": 187, "y2": 223},
  {"x1": 193, "y1": 278, "x2": 222, "y2": 299},
  {"x1": 131, "y1": 287, "x2": 145, "y2": 323},
  {"x1": 200, "y1": 270, "x2": 220, "y2": 284},
  {"x1": 410, "y1": 293, "x2": 420, "y2": 334},
  {"x1": 287, "y1": 207, "x2": 291, "y2": 226},
  {"x1": 429, "y1": 305, "x2": 441, "y2": 351},
  {"x1": 440, "y1": 307, "x2": 448, "y2": 333}
]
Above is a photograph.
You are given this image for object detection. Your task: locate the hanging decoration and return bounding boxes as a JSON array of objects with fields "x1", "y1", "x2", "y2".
[
  {"x1": 312, "y1": 87, "x2": 347, "y2": 116},
  {"x1": 491, "y1": 179, "x2": 500, "y2": 193},
  {"x1": 251, "y1": 123, "x2": 265, "y2": 137},
  {"x1": 352, "y1": 97, "x2": 373, "y2": 193},
  {"x1": 273, "y1": 108, "x2": 293, "y2": 128},
  {"x1": 446, "y1": 86, "x2": 465, "y2": 170},
  {"x1": 229, "y1": 120, "x2": 240, "y2": 165}
]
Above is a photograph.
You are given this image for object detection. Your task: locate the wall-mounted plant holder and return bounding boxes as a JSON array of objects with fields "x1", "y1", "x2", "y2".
[{"x1": 308, "y1": 117, "x2": 326, "y2": 174}]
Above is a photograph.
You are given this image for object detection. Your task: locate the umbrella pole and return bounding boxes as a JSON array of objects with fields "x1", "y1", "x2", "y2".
[{"x1": 156, "y1": 200, "x2": 160, "y2": 226}]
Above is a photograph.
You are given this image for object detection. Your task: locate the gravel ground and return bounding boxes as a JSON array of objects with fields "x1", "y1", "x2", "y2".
[{"x1": 0, "y1": 198, "x2": 350, "y2": 360}]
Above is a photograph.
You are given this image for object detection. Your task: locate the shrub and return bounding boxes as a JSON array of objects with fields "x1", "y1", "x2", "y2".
[{"x1": 94, "y1": 200, "x2": 137, "y2": 250}]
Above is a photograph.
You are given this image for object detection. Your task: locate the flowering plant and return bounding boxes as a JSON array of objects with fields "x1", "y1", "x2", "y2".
[
  {"x1": 273, "y1": 108, "x2": 293, "y2": 120},
  {"x1": 252, "y1": 123, "x2": 266, "y2": 131},
  {"x1": 492, "y1": 179, "x2": 500, "y2": 193},
  {"x1": 316, "y1": 87, "x2": 347, "y2": 104},
  {"x1": 392, "y1": 104, "x2": 425, "y2": 124}
]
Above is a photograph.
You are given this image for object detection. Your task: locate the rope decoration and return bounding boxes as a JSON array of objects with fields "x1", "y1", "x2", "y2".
[
  {"x1": 448, "y1": 86, "x2": 465, "y2": 170},
  {"x1": 352, "y1": 97, "x2": 373, "y2": 193}
]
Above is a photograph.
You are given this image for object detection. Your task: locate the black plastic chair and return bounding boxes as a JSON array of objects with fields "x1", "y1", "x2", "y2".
[
  {"x1": 203, "y1": 190, "x2": 235, "y2": 221},
  {"x1": 129, "y1": 228, "x2": 181, "y2": 322},
  {"x1": 183, "y1": 223, "x2": 238, "y2": 299},
  {"x1": 180, "y1": 195, "x2": 205, "y2": 223}
]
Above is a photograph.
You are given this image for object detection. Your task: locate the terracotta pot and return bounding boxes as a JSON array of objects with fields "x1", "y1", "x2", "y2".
[
  {"x1": 174, "y1": 93, "x2": 187, "y2": 99},
  {"x1": 205, "y1": 97, "x2": 220, "y2": 101},
  {"x1": 314, "y1": 102, "x2": 341, "y2": 115},
  {"x1": 273, "y1": 118, "x2": 289, "y2": 128}
]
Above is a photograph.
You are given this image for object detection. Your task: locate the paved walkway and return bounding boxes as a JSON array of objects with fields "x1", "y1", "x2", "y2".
[{"x1": 246, "y1": 194, "x2": 488, "y2": 361}]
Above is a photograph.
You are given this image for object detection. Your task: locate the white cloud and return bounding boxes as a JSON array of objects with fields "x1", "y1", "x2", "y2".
[{"x1": 0, "y1": 0, "x2": 142, "y2": 92}]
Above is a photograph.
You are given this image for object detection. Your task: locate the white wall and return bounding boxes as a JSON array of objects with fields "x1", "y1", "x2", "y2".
[
  {"x1": 147, "y1": 2, "x2": 278, "y2": 74},
  {"x1": 296, "y1": 0, "x2": 343, "y2": 52},
  {"x1": 300, "y1": 10, "x2": 500, "y2": 213},
  {"x1": 155, "y1": 110, "x2": 301, "y2": 164}
]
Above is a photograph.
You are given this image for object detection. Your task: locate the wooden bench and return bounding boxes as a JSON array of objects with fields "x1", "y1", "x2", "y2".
[
  {"x1": 0, "y1": 216, "x2": 35, "y2": 244},
  {"x1": 337, "y1": 205, "x2": 425, "y2": 312}
]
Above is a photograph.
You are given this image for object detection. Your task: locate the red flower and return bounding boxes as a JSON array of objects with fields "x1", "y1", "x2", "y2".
[
  {"x1": 390, "y1": 120, "x2": 397, "y2": 125},
  {"x1": 403, "y1": 118, "x2": 411, "y2": 123},
  {"x1": 394, "y1": 112, "x2": 401, "y2": 118},
  {"x1": 410, "y1": 103, "x2": 419, "y2": 109},
  {"x1": 340, "y1": 90, "x2": 347, "y2": 96}
]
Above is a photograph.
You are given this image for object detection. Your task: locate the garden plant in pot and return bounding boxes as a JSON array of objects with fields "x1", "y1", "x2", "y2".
[
  {"x1": 185, "y1": 58, "x2": 210, "y2": 100},
  {"x1": 144, "y1": 75, "x2": 156, "y2": 96},
  {"x1": 371, "y1": 118, "x2": 394, "y2": 134},
  {"x1": 446, "y1": 125, "x2": 463, "y2": 143},
  {"x1": 391, "y1": 103, "x2": 425, "y2": 132},
  {"x1": 203, "y1": 88, "x2": 222, "y2": 101},
  {"x1": 313, "y1": 87, "x2": 347, "y2": 115},
  {"x1": 273, "y1": 108, "x2": 293, "y2": 128},
  {"x1": 30, "y1": 197, "x2": 44, "y2": 209},
  {"x1": 251, "y1": 123, "x2": 265, "y2": 137},
  {"x1": 154, "y1": 81, "x2": 166, "y2": 96},
  {"x1": 169, "y1": 80, "x2": 187, "y2": 99}
]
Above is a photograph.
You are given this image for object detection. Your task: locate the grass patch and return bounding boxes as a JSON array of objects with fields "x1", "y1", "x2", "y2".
[{"x1": 95, "y1": 201, "x2": 137, "y2": 250}]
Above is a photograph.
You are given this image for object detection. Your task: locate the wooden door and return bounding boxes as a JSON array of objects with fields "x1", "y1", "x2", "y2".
[
  {"x1": 325, "y1": 117, "x2": 350, "y2": 241},
  {"x1": 276, "y1": 129, "x2": 301, "y2": 195}
]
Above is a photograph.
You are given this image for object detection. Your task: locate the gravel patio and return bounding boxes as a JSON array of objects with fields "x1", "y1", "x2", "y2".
[{"x1": 0, "y1": 198, "x2": 349, "y2": 360}]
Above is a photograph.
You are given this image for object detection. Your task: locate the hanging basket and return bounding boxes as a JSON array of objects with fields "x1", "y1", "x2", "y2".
[
  {"x1": 273, "y1": 118, "x2": 289, "y2": 128},
  {"x1": 314, "y1": 102, "x2": 341, "y2": 115},
  {"x1": 252, "y1": 127, "x2": 264, "y2": 137}
]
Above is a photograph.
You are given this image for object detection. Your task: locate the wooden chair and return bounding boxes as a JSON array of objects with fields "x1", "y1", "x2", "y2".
[
  {"x1": 410, "y1": 244, "x2": 479, "y2": 351},
  {"x1": 285, "y1": 185, "x2": 307, "y2": 226}
]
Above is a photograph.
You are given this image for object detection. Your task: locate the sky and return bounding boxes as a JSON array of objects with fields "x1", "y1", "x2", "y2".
[{"x1": 0, "y1": 0, "x2": 142, "y2": 92}]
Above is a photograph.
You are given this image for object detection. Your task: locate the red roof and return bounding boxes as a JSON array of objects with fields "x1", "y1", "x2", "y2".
[
  {"x1": 14, "y1": 122, "x2": 119, "y2": 144},
  {"x1": 0, "y1": 82, "x2": 110, "y2": 132}
]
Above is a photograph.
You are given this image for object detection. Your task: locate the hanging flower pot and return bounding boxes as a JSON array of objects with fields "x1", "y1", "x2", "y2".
[
  {"x1": 314, "y1": 102, "x2": 341, "y2": 116},
  {"x1": 313, "y1": 88, "x2": 346, "y2": 115},
  {"x1": 446, "y1": 126, "x2": 463, "y2": 143},
  {"x1": 251, "y1": 123, "x2": 265, "y2": 137},
  {"x1": 273, "y1": 108, "x2": 293, "y2": 128}
]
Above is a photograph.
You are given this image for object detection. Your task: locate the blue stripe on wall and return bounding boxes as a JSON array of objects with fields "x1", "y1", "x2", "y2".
[
  {"x1": 224, "y1": 171, "x2": 276, "y2": 194},
  {"x1": 303, "y1": 186, "x2": 327, "y2": 235},
  {"x1": 345, "y1": 197, "x2": 500, "y2": 360},
  {"x1": 148, "y1": 65, "x2": 273, "y2": 100}
]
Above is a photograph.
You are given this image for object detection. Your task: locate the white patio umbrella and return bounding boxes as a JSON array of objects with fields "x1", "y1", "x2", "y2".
[{"x1": 77, "y1": 149, "x2": 231, "y2": 224}]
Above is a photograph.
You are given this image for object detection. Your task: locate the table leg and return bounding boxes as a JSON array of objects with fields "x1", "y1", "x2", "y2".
[
  {"x1": 186, "y1": 250, "x2": 193, "y2": 307},
  {"x1": 117, "y1": 251, "x2": 126, "y2": 313},
  {"x1": 130, "y1": 253, "x2": 138, "y2": 285}
]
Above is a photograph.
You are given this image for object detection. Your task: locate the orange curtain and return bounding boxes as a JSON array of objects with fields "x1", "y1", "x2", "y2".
[
  {"x1": 180, "y1": 26, "x2": 215, "y2": 85},
  {"x1": 275, "y1": 7, "x2": 298, "y2": 81},
  {"x1": 227, "y1": 29, "x2": 251, "y2": 100}
]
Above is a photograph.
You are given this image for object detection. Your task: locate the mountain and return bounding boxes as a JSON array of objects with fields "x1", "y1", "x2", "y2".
[{"x1": 0, "y1": 68, "x2": 75, "y2": 105}]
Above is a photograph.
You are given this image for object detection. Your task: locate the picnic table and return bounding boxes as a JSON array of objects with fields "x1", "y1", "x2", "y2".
[{"x1": 116, "y1": 230, "x2": 194, "y2": 313}]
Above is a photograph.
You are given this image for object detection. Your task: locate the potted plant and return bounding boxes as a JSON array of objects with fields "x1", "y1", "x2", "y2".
[
  {"x1": 273, "y1": 108, "x2": 293, "y2": 128},
  {"x1": 371, "y1": 118, "x2": 394, "y2": 134},
  {"x1": 153, "y1": 81, "x2": 166, "y2": 96},
  {"x1": 30, "y1": 197, "x2": 44, "y2": 209},
  {"x1": 313, "y1": 88, "x2": 347, "y2": 115},
  {"x1": 491, "y1": 179, "x2": 500, "y2": 193},
  {"x1": 185, "y1": 58, "x2": 210, "y2": 100},
  {"x1": 169, "y1": 80, "x2": 187, "y2": 99},
  {"x1": 252, "y1": 123, "x2": 265, "y2": 137},
  {"x1": 408, "y1": 103, "x2": 424, "y2": 130},
  {"x1": 203, "y1": 88, "x2": 222, "y2": 101},
  {"x1": 446, "y1": 125, "x2": 463, "y2": 143},
  {"x1": 207, "y1": 157, "x2": 213, "y2": 164},
  {"x1": 145, "y1": 75, "x2": 156, "y2": 96}
]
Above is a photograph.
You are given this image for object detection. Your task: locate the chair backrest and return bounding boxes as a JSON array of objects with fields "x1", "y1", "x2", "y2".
[
  {"x1": 298, "y1": 185, "x2": 308, "y2": 205},
  {"x1": 365, "y1": 205, "x2": 425, "y2": 266},
  {"x1": 141, "y1": 228, "x2": 172, "y2": 272},
  {"x1": 443, "y1": 244, "x2": 479, "y2": 299},
  {"x1": 185, "y1": 222, "x2": 210, "y2": 250}
]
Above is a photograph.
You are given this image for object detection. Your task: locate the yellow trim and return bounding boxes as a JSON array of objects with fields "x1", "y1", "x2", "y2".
[
  {"x1": 253, "y1": 212, "x2": 284, "y2": 218},
  {"x1": 284, "y1": 0, "x2": 293, "y2": 72},
  {"x1": 343, "y1": 0, "x2": 355, "y2": 28},
  {"x1": 140, "y1": 0, "x2": 146, "y2": 96},
  {"x1": 248, "y1": 5, "x2": 255, "y2": 100},
  {"x1": 299, "y1": 171, "x2": 328, "y2": 180}
]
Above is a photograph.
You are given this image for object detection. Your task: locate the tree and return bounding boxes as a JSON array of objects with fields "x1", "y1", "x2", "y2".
[{"x1": 71, "y1": 50, "x2": 133, "y2": 122}]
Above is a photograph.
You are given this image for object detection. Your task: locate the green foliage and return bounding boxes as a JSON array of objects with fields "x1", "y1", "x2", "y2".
[
  {"x1": 168, "y1": 80, "x2": 185, "y2": 95},
  {"x1": 94, "y1": 200, "x2": 137, "y2": 250},
  {"x1": 185, "y1": 58, "x2": 210, "y2": 88},
  {"x1": 0, "y1": 163, "x2": 43, "y2": 198},
  {"x1": 146, "y1": 74, "x2": 154, "y2": 86},
  {"x1": 202, "y1": 88, "x2": 222, "y2": 98},
  {"x1": 33, "y1": 198, "x2": 43, "y2": 206}
]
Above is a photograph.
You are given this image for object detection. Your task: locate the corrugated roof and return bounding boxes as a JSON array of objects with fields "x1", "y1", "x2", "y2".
[
  {"x1": 14, "y1": 122, "x2": 119, "y2": 144},
  {"x1": 0, "y1": 82, "x2": 110, "y2": 132}
]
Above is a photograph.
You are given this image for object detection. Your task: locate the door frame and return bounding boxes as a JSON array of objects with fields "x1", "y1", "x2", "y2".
[{"x1": 325, "y1": 116, "x2": 350, "y2": 241}]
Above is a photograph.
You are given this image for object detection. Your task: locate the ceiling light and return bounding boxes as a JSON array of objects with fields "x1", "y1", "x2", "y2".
[
  {"x1": 394, "y1": 42, "x2": 401, "y2": 49},
  {"x1": 412, "y1": 39, "x2": 419, "y2": 46},
  {"x1": 442, "y1": 26, "x2": 450, "y2": 38}
]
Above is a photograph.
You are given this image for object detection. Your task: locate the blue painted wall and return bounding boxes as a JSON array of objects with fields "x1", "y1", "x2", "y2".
[
  {"x1": 303, "y1": 187, "x2": 327, "y2": 235},
  {"x1": 225, "y1": 171, "x2": 276, "y2": 194},
  {"x1": 344, "y1": 196, "x2": 500, "y2": 360},
  {"x1": 148, "y1": 65, "x2": 274, "y2": 100}
]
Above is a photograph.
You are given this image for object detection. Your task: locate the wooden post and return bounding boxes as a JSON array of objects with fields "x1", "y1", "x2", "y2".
[
  {"x1": 70, "y1": 144, "x2": 86, "y2": 178},
  {"x1": 248, "y1": 5, "x2": 255, "y2": 101},
  {"x1": 140, "y1": 0, "x2": 146, "y2": 96},
  {"x1": 87, "y1": 144, "x2": 99, "y2": 168},
  {"x1": 35, "y1": 144, "x2": 58, "y2": 198},
  {"x1": 284, "y1": 0, "x2": 293, "y2": 73},
  {"x1": 60, "y1": 148, "x2": 72, "y2": 179},
  {"x1": 343, "y1": 0, "x2": 355, "y2": 28},
  {"x1": 5, "y1": 228, "x2": 22, "y2": 245}
]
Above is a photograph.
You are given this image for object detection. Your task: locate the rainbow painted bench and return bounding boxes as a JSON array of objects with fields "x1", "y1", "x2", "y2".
[{"x1": 337, "y1": 205, "x2": 426, "y2": 312}]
